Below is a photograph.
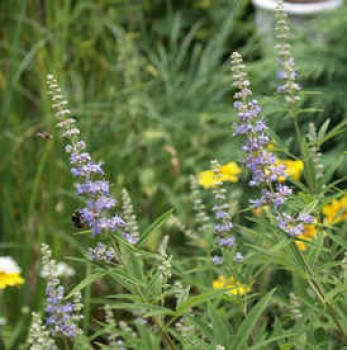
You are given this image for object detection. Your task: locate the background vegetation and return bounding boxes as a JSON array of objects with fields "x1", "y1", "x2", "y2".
[{"x1": 0, "y1": 0, "x2": 346, "y2": 348}]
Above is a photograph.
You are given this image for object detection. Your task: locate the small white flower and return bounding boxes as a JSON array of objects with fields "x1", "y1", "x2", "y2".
[{"x1": 0, "y1": 257, "x2": 22, "y2": 274}]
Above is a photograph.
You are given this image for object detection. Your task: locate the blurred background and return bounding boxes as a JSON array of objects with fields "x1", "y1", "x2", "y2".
[{"x1": 0, "y1": 0, "x2": 346, "y2": 332}]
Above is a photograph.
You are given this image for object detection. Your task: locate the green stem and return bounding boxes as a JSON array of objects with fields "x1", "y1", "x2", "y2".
[
  {"x1": 290, "y1": 106, "x2": 314, "y2": 194},
  {"x1": 83, "y1": 262, "x2": 92, "y2": 333}
]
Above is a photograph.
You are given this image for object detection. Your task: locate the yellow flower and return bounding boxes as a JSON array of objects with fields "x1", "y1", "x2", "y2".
[
  {"x1": 0, "y1": 257, "x2": 24, "y2": 289},
  {"x1": 197, "y1": 162, "x2": 241, "y2": 189},
  {"x1": 322, "y1": 196, "x2": 347, "y2": 224},
  {"x1": 252, "y1": 205, "x2": 270, "y2": 217},
  {"x1": 212, "y1": 275, "x2": 251, "y2": 296},
  {"x1": 295, "y1": 223, "x2": 319, "y2": 251},
  {"x1": 276, "y1": 159, "x2": 304, "y2": 182}
]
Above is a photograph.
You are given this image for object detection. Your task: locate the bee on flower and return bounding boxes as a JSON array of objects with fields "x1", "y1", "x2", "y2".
[
  {"x1": 212, "y1": 275, "x2": 251, "y2": 296},
  {"x1": 197, "y1": 162, "x2": 242, "y2": 189},
  {"x1": 0, "y1": 257, "x2": 24, "y2": 290}
]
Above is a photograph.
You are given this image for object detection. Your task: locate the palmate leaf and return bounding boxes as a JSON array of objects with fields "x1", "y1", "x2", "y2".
[
  {"x1": 247, "y1": 241, "x2": 308, "y2": 279},
  {"x1": 120, "y1": 247, "x2": 145, "y2": 282},
  {"x1": 66, "y1": 265, "x2": 147, "y2": 299},
  {"x1": 230, "y1": 289, "x2": 275, "y2": 350},
  {"x1": 107, "y1": 266, "x2": 147, "y2": 290}
]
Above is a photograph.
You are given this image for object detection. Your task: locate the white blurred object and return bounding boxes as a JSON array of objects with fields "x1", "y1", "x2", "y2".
[
  {"x1": 0, "y1": 317, "x2": 7, "y2": 326},
  {"x1": 41, "y1": 261, "x2": 76, "y2": 278},
  {"x1": 252, "y1": 0, "x2": 343, "y2": 37},
  {"x1": 0, "y1": 256, "x2": 21, "y2": 274}
]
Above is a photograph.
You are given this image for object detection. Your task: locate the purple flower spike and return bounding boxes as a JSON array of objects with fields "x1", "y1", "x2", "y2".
[
  {"x1": 47, "y1": 75, "x2": 126, "y2": 238},
  {"x1": 231, "y1": 52, "x2": 312, "y2": 237}
]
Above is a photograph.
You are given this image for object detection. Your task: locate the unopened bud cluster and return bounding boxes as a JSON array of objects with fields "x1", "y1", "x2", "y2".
[
  {"x1": 27, "y1": 312, "x2": 57, "y2": 350},
  {"x1": 210, "y1": 160, "x2": 243, "y2": 264},
  {"x1": 307, "y1": 123, "x2": 324, "y2": 182},
  {"x1": 190, "y1": 175, "x2": 212, "y2": 235},
  {"x1": 158, "y1": 236, "x2": 172, "y2": 288},
  {"x1": 121, "y1": 188, "x2": 140, "y2": 244},
  {"x1": 275, "y1": 0, "x2": 301, "y2": 104}
]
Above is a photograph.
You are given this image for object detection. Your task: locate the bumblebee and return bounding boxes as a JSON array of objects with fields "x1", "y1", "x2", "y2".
[{"x1": 72, "y1": 211, "x2": 88, "y2": 229}]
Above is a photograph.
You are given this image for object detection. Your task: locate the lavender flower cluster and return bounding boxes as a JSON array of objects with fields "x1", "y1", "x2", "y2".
[
  {"x1": 45, "y1": 280, "x2": 83, "y2": 337},
  {"x1": 89, "y1": 242, "x2": 116, "y2": 262},
  {"x1": 231, "y1": 52, "x2": 313, "y2": 236},
  {"x1": 41, "y1": 244, "x2": 83, "y2": 338},
  {"x1": 231, "y1": 53, "x2": 291, "y2": 209},
  {"x1": 47, "y1": 75, "x2": 125, "y2": 237},
  {"x1": 211, "y1": 160, "x2": 243, "y2": 264}
]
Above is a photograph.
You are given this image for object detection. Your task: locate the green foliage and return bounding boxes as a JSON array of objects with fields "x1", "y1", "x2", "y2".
[{"x1": 0, "y1": 0, "x2": 347, "y2": 349}]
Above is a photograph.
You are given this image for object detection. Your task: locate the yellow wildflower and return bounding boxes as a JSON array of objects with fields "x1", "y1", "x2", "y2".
[
  {"x1": 252, "y1": 205, "x2": 270, "y2": 217},
  {"x1": 197, "y1": 162, "x2": 241, "y2": 189},
  {"x1": 276, "y1": 159, "x2": 304, "y2": 182},
  {"x1": 0, "y1": 257, "x2": 24, "y2": 289},
  {"x1": 295, "y1": 223, "x2": 319, "y2": 251},
  {"x1": 212, "y1": 275, "x2": 251, "y2": 296},
  {"x1": 322, "y1": 196, "x2": 347, "y2": 224}
]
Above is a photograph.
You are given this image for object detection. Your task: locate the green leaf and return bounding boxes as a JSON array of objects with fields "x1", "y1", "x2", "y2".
[
  {"x1": 322, "y1": 155, "x2": 344, "y2": 183},
  {"x1": 144, "y1": 271, "x2": 162, "y2": 302},
  {"x1": 120, "y1": 248, "x2": 145, "y2": 282},
  {"x1": 66, "y1": 271, "x2": 108, "y2": 299},
  {"x1": 137, "y1": 209, "x2": 174, "y2": 246},
  {"x1": 249, "y1": 333, "x2": 299, "y2": 350},
  {"x1": 207, "y1": 302, "x2": 233, "y2": 346},
  {"x1": 325, "y1": 285, "x2": 347, "y2": 303},
  {"x1": 108, "y1": 267, "x2": 146, "y2": 290},
  {"x1": 107, "y1": 302, "x2": 175, "y2": 316},
  {"x1": 231, "y1": 290, "x2": 276, "y2": 349},
  {"x1": 317, "y1": 118, "x2": 331, "y2": 141},
  {"x1": 320, "y1": 118, "x2": 347, "y2": 145},
  {"x1": 325, "y1": 230, "x2": 347, "y2": 249},
  {"x1": 175, "y1": 289, "x2": 226, "y2": 315}
]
